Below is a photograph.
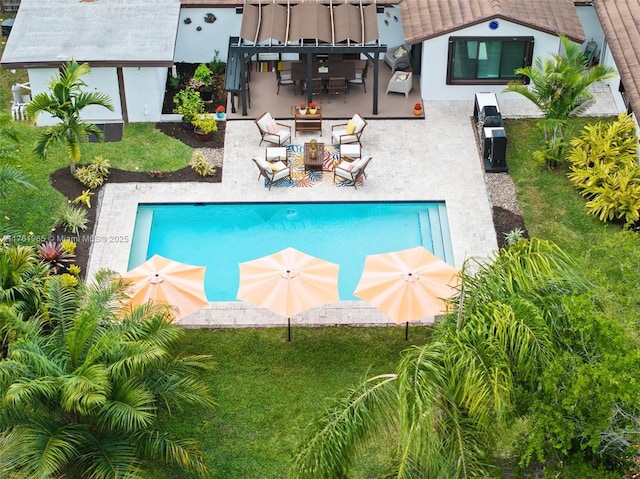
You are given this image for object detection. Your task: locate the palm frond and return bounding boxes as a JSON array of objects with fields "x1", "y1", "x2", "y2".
[
  {"x1": 135, "y1": 429, "x2": 209, "y2": 478},
  {"x1": 289, "y1": 373, "x2": 398, "y2": 479}
]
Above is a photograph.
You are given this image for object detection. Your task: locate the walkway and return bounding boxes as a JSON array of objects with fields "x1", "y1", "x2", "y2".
[{"x1": 87, "y1": 86, "x2": 618, "y2": 329}]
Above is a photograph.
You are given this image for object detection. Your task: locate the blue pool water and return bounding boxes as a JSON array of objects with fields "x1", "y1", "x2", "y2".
[{"x1": 128, "y1": 202, "x2": 453, "y2": 301}]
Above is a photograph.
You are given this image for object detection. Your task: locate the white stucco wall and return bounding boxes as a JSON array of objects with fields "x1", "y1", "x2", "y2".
[
  {"x1": 378, "y1": 6, "x2": 405, "y2": 60},
  {"x1": 27, "y1": 67, "x2": 123, "y2": 126},
  {"x1": 418, "y1": 20, "x2": 561, "y2": 102},
  {"x1": 122, "y1": 67, "x2": 167, "y2": 122},
  {"x1": 174, "y1": 8, "x2": 243, "y2": 63}
]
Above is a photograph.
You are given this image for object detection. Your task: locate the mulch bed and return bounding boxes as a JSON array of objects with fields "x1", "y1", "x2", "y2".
[{"x1": 50, "y1": 121, "x2": 224, "y2": 278}]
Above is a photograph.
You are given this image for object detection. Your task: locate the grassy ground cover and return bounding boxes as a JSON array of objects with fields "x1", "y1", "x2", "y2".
[
  {"x1": 155, "y1": 326, "x2": 431, "y2": 479},
  {"x1": 0, "y1": 122, "x2": 192, "y2": 235}
]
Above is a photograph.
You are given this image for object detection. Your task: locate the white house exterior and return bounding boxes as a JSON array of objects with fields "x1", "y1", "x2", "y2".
[
  {"x1": 0, "y1": 0, "x2": 635, "y2": 126},
  {"x1": 419, "y1": 21, "x2": 563, "y2": 102}
]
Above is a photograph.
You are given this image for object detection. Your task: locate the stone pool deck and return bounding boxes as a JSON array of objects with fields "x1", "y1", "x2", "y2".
[{"x1": 87, "y1": 91, "x2": 618, "y2": 329}]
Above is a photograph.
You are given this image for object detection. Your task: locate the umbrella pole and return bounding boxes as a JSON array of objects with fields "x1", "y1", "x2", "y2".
[
  {"x1": 287, "y1": 317, "x2": 291, "y2": 342},
  {"x1": 405, "y1": 321, "x2": 409, "y2": 341}
]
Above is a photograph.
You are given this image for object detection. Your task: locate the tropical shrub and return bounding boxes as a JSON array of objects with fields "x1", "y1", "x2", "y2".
[
  {"x1": 0, "y1": 244, "x2": 49, "y2": 320},
  {"x1": 567, "y1": 113, "x2": 640, "y2": 226},
  {"x1": 36, "y1": 240, "x2": 74, "y2": 273},
  {"x1": 0, "y1": 271, "x2": 216, "y2": 478},
  {"x1": 173, "y1": 87, "x2": 204, "y2": 123},
  {"x1": 72, "y1": 189, "x2": 93, "y2": 208},
  {"x1": 54, "y1": 204, "x2": 89, "y2": 235},
  {"x1": 191, "y1": 113, "x2": 218, "y2": 134},
  {"x1": 192, "y1": 63, "x2": 213, "y2": 88},
  {"x1": 289, "y1": 239, "x2": 591, "y2": 479},
  {"x1": 209, "y1": 49, "x2": 226, "y2": 74},
  {"x1": 59, "y1": 272, "x2": 78, "y2": 287},
  {"x1": 191, "y1": 151, "x2": 216, "y2": 177},
  {"x1": 60, "y1": 239, "x2": 76, "y2": 255},
  {"x1": 74, "y1": 156, "x2": 110, "y2": 189},
  {"x1": 67, "y1": 264, "x2": 81, "y2": 276}
]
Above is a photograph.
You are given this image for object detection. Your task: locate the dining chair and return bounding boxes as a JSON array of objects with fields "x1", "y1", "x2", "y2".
[
  {"x1": 327, "y1": 77, "x2": 347, "y2": 103},
  {"x1": 348, "y1": 60, "x2": 369, "y2": 93},
  {"x1": 302, "y1": 77, "x2": 325, "y2": 100},
  {"x1": 275, "y1": 68, "x2": 296, "y2": 95}
]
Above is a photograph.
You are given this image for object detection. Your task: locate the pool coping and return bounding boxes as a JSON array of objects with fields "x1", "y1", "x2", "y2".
[{"x1": 87, "y1": 105, "x2": 499, "y2": 327}]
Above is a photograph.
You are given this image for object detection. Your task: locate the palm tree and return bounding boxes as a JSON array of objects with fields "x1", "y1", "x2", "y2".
[
  {"x1": 0, "y1": 270, "x2": 216, "y2": 478},
  {"x1": 503, "y1": 35, "x2": 616, "y2": 155},
  {"x1": 288, "y1": 239, "x2": 588, "y2": 479},
  {"x1": 25, "y1": 60, "x2": 114, "y2": 174}
]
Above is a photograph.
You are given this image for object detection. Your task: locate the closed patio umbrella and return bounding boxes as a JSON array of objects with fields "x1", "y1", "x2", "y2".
[
  {"x1": 354, "y1": 246, "x2": 460, "y2": 339},
  {"x1": 237, "y1": 247, "x2": 339, "y2": 341},
  {"x1": 121, "y1": 254, "x2": 209, "y2": 321}
]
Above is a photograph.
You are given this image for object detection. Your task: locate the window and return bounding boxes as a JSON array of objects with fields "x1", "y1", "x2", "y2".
[{"x1": 447, "y1": 36, "x2": 533, "y2": 85}]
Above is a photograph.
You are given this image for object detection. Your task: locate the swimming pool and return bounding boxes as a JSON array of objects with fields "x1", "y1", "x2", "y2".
[{"x1": 129, "y1": 201, "x2": 453, "y2": 301}]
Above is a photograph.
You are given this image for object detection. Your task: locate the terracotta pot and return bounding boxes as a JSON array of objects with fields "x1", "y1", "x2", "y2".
[
  {"x1": 414, "y1": 108, "x2": 422, "y2": 116},
  {"x1": 193, "y1": 127, "x2": 213, "y2": 141}
]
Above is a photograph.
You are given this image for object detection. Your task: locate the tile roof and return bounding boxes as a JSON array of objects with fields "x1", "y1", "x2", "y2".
[
  {"x1": 400, "y1": 0, "x2": 585, "y2": 45},
  {"x1": 593, "y1": 0, "x2": 640, "y2": 114},
  {"x1": 180, "y1": 0, "x2": 400, "y2": 5},
  {"x1": 1, "y1": 0, "x2": 181, "y2": 69}
]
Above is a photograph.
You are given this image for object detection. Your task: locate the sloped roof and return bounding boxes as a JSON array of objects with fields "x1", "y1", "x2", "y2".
[
  {"x1": 400, "y1": 0, "x2": 585, "y2": 45},
  {"x1": 594, "y1": 0, "x2": 640, "y2": 114},
  {"x1": 1, "y1": 0, "x2": 181, "y2": 69}
]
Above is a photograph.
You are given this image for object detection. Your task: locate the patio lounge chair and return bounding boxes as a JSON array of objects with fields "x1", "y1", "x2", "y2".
[
  {"x1": 331, "y1": 113, "x2": 367, "y2": 146},
  {"x1": 333, "y1": 155, "x2": 372, "y2": 190},
  {"x1": 255, "y1": 112, "x2": 292, "y2": 146},
  {"x1": 384, "y1": 44, "x2": 411, "y2": 73},
  {"x1": 253, "y1": 157, "x2": 290, "y2": 190}
]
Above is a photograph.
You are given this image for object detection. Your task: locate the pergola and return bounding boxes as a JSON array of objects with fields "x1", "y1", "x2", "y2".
[{"x1": 226, "y1": 0, "x2": 388, "y2": 116}]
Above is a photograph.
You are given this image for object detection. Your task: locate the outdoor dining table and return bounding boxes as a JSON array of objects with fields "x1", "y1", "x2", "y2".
[{"x1": 290, "y1": 61, "x2": 356, "y2": 82}]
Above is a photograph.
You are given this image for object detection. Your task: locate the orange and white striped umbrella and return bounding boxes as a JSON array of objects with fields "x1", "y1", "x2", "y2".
[
  {"x1": 237, "y1": 247, "x2": 339, "y2": 340},
  {"x1": 354, "y1": 246, "x2": 459, "y2": 325},
  {"x1": 121, "y1": 254, "x2": 208, "y2": 320}
]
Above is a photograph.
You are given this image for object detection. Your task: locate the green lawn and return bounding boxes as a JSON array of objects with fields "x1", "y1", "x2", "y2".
[{"x1": 155, "y1": 326, "x2": 431, "y2": 479}]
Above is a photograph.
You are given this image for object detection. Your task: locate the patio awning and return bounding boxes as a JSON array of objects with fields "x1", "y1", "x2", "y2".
[{"x1": 239, "y1": 0, "x2": 379, "y2": 45}]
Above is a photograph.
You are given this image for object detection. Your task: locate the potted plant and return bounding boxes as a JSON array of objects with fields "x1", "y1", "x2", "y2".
[
  {"x1": 191, "y1": 63, "x2": 214, "y2": 101},
  {"x1": 298, "y1": 102, "x2": 307, "y2": 115},
  {"x1": 413, "y1": 102, "x2": 423, "y2": 116},
  {"x1": 173, "y1": 87, "x2": 205, "y2": 127},
  {"x1": 192, "y1": 113, "x2": 218, "y2": 141},
  {"x1": 216, "y1": 104, "x2": 225, "y2": 118},
  {"x1": 308, "y1": 101, "x2": 318, "y2": 115}
]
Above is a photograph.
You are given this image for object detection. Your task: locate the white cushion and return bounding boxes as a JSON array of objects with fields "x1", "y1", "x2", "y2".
[
  {"x1": 256, "y1": 157, "x2": 271, "y2": 171},
  {"x1": 336, "y1": 160, "x2": 353, "y2": 172},
  {"x1": 393, "y1": 46, "x2": 408, "y2": 58},
  {"x1": 395, "y1": 73, "x2": 409, "y2": 82},
  {"x1": 272, "y1": 166, "x2": 290, "y2": 182},
  {"x1": 266, "y1": 147, "x2": 287, "y2": 161},
  {"x1": 332, "y1": 129, "x2": 356, "y2": 144},
  {"x1": 271, "y1": 160, "x2": 287, "y2": 172},
  {"x1": 257, "y1": 113, "x2": 274, "y2": 132},
  {"x1": 265, "y1": 118, "x2": 279, "y2": 134},
  {"x1": 351, "y1": 115, "x2": 365, "y2": 133}
]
